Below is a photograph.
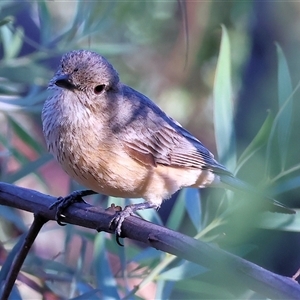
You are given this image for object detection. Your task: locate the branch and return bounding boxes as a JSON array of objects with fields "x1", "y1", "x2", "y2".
[
  {"x1": 0, "y1": 214, "x2": 47, "y2": 299},
  {"x1": 0, "y1": 181, "x2": 299, "y2": 299}
]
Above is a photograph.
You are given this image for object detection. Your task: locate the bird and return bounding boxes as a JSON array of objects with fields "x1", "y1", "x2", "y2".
[{"x1": 41, "y1": 49, "x2": 295, "y2": 236}]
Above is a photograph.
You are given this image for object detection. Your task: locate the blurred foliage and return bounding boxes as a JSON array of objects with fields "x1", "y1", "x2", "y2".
[{"x1": 0, "y1": 0, "x2": 299, "y2": 299}]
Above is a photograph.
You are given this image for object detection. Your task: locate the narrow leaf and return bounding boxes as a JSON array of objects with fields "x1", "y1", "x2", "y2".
[
  {"x1": 156, "y1": 280, "x2": 174, "y2": 300},
  {"x1": 258, "y1": 211, "x2": 299, "y2": 232},
  {"x1": 93, "y1": 234, "x2": 120, "y2": 300},
  {"x1": 8, "y1": 116, "x2": 44, "y2": 155},
  {"x1": 213, "y1": 25, "x2": 236, "y2": 170},
  {"x1": 71, "y1": 289, "x2": 101, "y2": 300},
  {"x1": 0, "y1": 233, "x2": 25, "y2": 284},
  {"x1": 10, "y1": 27, "x2": 23, "y2": 58},
  {"x1": 0, "y1": 25, "x2": 23, "y2": 59},
  {"x1": 176, "y1": 278, "x2": 234, "y2": 298},
  {"x1": 38, "y1": 1, "x2": 52, "y2": 46},
  {"x1": 0, "y1": 16, "x2": 14, "y2": 27},
  {"x1": 276, "y1": 44, "x2": 293, "y2": 169},
  {"x1": 158, "y1": 261, "x2": 207, "y2": 281},
  {"x1": 184, "y1": 188, "x2": 202, "y2": 231},
  {"x1": 5, "y1": 153, "x2": 53, "y2": 183},
  {"x1": 166, "y1": 191, "x2": 185, "y2": 231},
  {"x1": 236, "y1": 111, "x2": 274, "y2": 174}
]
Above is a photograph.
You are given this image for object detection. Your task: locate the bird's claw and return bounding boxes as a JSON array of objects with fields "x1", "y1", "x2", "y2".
[
  {"x1": 109, "y1": 205, "x2": 136, "y2": 246},
  {"x1": 49, "y1": 191, "x2": 88, "y2": 226},
  {"x1": 49, "y1": 196, "x2": 70, "y2": 225}
]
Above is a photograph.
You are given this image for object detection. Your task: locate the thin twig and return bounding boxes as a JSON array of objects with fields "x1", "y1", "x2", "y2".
[{"x1": 0, "y1": 214, "x2": 47, "y2": 300}]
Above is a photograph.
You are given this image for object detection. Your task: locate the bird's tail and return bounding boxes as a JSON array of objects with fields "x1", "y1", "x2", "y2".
[{"x1": 219, "y1": 175, "x2": 295, "y2": 214}]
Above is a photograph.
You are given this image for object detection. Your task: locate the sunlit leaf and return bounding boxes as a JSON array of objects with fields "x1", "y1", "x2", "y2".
[{"x1": 213, "y1": 25, "x2": 236, "y2": 170}]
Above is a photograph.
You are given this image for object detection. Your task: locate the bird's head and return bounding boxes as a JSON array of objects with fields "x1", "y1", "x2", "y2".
[{"x1": 50, "y1": 50, "x2": 120, "y2": 97}]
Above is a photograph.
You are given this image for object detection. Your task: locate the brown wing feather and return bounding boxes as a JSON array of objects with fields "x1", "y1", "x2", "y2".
[
  {"x1": 123, "y1": 119, "x2": 227, "y2": 173},
  {"x1": 111, "y1": 85, "x2": 231, "y2": 176}
]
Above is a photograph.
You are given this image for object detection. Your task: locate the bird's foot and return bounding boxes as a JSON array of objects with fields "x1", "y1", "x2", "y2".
[
  {"x1": 109, "y1": 202, "x2": 159, "y2": 246},
  {"x1": 50, "y1": 190, "x2": 97, "y2": 225},
  {"x1": 109, "y1": 204, "x2": 136, "y2": 236}
]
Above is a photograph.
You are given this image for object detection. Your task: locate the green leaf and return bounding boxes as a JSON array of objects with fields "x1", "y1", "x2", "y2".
[
  {"x1": 71, "y1": 289, "x2": 101, "y2": 300},
  {"x1": 67, "y1": 1, "x2": 87, "y2": 41},
  {"x1": 184, "y1": 188, "x2": 202, "y2": 231},
  {"x1": 158, "y1": 261, "x2": 207, "y2": 281},
  {"x1": 176, "y1": 279, "x2": 235, "y2": 298},
  {"x1": 265, "y1": 61, "x2": 300, "y2": 177},
  {"x1": 0, "y1": 233, "x2": 25, "y2": 283},
  {"x1": 0, "y1": 90, "x2": 49, "y2": 112},
  {"x1": 166, "y1": 190, "x2": 186, "y2": 231},
  {"x1": 10, "y1": 27, "x2": 23, "y2": 58},
  {"x1": 93, "y1": 234, "x2": 120, "y2": 300},
  {"x1": 5, "y1": 154, "x2": 53, "y2": 183},
  {"x1": 276, "y1": 44, "x2": 293, "y2": 169},
  {"x1": 38, "y1": 1, "x2": 52, "y2": 46},
  {"x1": 213, "y1": 25, "x2": 236, "y2": 170},
  {"x1": 272, "y1": 175, "x2": 300, "y2": 194},
  {"x1": 236, "y1": 111, "x2": 274, "y2": 174},
  {"x1": 8, "y1": 116, "x2": 44, "y2": 155},
  {"x1": 0, "y1": 243, "x2": 23, "y2": 299},
  {"x1": 0, "y1": 25, "x2": 23, "y2": 59},
  {"x1": 130, "y1": 246, "x2": 162, "y2": 264},
  {"x1": 0, "y1": 16, "x2": 14, "y2": 27},
  {"x1": 0, "y1": 127, "x2": 36, "y2": 168},
  {"x1": 258, "y1": 211, "x2": 299, "y2": 231},
  {"x1": 0, "y1": 63, "x2": 49, "y2": 85},
  {"x1": 155, "y1": 280, "x2": 174, "y2": 300},
  {"x1": 0, "y1": 206, "x2": 27, "y2": 231}
]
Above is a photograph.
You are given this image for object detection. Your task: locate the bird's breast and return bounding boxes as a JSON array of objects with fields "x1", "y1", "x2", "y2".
[{"x1": 44, "y1": 116, "x2": 153, "y2": 198}]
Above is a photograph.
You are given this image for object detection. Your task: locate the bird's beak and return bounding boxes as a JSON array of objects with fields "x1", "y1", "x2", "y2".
[{"x1": 54, "y1": 74, "x2": 76, "y2": 90}]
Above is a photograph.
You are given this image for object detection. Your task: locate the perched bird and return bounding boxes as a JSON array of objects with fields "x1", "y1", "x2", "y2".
[{"x1": 42, "y1": 50, "x2": 295, "y2": 235}]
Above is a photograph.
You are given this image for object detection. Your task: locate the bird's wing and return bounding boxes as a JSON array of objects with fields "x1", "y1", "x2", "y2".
[
  {"x1": 123, "y1": 125, "x2": 212, "y2": 168},
  {"x1": 116, "y1": 86, "x2": 230, "y2": 176}
]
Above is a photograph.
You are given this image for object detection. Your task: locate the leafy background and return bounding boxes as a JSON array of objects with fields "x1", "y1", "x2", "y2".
[{"x1": 0, "y1": 1, "x2": 300, "y2": 299}]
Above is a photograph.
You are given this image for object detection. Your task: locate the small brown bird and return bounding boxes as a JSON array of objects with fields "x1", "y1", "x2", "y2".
[{"x1": 42, "y1": 50, "x2": 294, "y2": 235}]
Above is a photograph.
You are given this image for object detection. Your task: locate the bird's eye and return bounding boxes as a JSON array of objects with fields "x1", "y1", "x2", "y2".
[
  {"x1": 74, "y1": 67, "x2": 79, "y2": 72},
  {"x1": 94, "y1": 84, "x2": 105, "y2": 94}
]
